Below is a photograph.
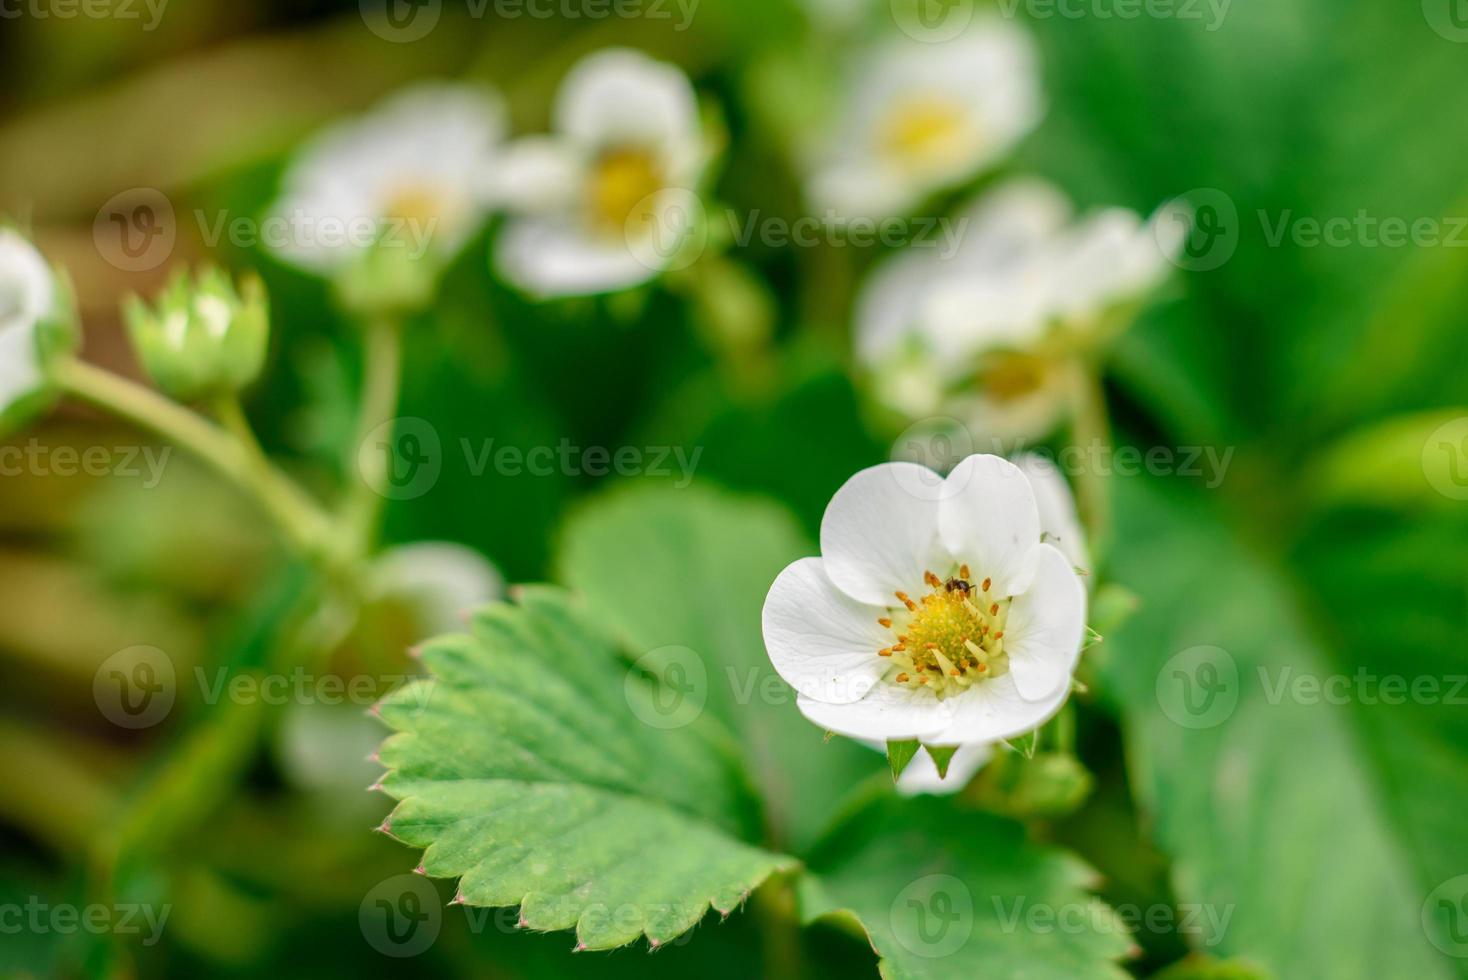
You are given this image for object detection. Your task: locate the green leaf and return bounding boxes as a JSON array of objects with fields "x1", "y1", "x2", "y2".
[
  {"x1": 373, "y1": 586, "x2": 797, "y2": 951},
  {"x1": 923, "y1": 745, "x2": 958, "y2": 780},
  {"x1": 886, "y1": 740, "x2": 920, "y2": 781},
  {"x1": 556, "y1": 483, "x2": 882, "y2": 852},
  {"x1": 799, "y1": 794, "x2": 1133, "y2": 980},
  {"x1": 1099, "y1": 474, "x2": 1463, "y2": 979}
]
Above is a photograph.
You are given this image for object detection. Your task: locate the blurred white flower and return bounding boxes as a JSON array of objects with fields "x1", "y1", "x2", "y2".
[
  {"x1": 1, "y1": 230, "x2": 73, "y2": 427},
  {"x1": 857, "y1": 178, "x2": 1187, "y2": 439},
  {"x1": 494, "y1": 49, "x2": 710, "y2": 298},
  {"x1": 267, "y1": 83, "x2": 507, "y2": 274},
  {"x1": 806, "y1": 22, "x2": 1042, "y2": 221},
  {"x1": 761, "y1": 455, "x2": 1086, "y2": 745},
  {"x1": 369, "y1": 541, "x2": 503, "y2": 636},
  {"x1": 0, "y1": 230, "x2": 55, "y2": 414}
]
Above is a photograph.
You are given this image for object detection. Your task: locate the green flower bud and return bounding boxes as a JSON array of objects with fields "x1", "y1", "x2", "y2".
[
  {"x1": 0, "y1": 226, "x2": 78, "y2": 434},
  {"x1": 970, "y1": 751, "x2": 1094, "y2": 819},
  {"x1": 124, "y1": 266, "x2": 269, "y2": 401}
]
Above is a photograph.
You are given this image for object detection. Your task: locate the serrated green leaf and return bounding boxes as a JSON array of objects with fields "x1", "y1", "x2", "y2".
[
  {"x1": 799, "y1": 794, "x2": 1132, "y2": 980},
  {"x1": 556, "y1": 483, "x2": 881, "y2": 851},
  {"x1": 373, "y1": 586, "x2": 797, "y2": 951},
  {"x1": 886, "y1": 740, "x2": 919, "y2": 781}
]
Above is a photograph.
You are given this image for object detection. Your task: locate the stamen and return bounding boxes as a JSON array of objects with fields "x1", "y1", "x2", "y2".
[
  {"x1": 960, "y1": 564, "x2": 971, "y2": 580},
  {"x1": 877, "y1": 617, "x2": 892, "y2": 628},
  {"x1": 981, "y1": 577, "x2": 991, "y2": 592}
]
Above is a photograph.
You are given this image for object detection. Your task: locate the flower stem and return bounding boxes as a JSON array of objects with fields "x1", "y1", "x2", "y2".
[
  {"x1": 341, "y1": 315, "x2": 404, "y2": 561},
  {"x1": 54, "y1": 358, "x2": 332, "y2": 558}
]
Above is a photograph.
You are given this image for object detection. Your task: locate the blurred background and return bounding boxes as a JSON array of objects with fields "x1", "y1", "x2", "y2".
[{"x1": 3, "y1": 0, "x2": 1468, "y2": 977}]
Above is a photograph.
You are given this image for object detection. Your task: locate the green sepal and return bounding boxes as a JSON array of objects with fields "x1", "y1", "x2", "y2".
[
  {"x1": 923, "y1": 744, "x2": 958, "y2": 779},
  {"x1": 886, "y1": 739, "x2": 920, "y2": 781}
]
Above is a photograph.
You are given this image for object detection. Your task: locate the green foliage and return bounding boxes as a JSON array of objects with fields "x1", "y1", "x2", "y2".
[
  {"x1": 373, "y1": 586, "x2": 797, "y2": 950},
  {"x1": 799, "y1": 794, "x2": 1133, "y2": 980}
]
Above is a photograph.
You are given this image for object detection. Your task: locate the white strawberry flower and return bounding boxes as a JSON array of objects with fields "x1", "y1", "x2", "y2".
[
  {"x1": 1014, "y1": 452, "x2": 1089, "y2": 576},
  {"x1": 494, "y1": 48, "x2": 710, "y2": 298},
  {"x1": 805, "y1": 22, "x2": 1042, "y2": 222},
  {"x1": 267, "y1": 83, "x2": 507, "y2": 275},
  {"x1": 857, "y1": 179, "x2": 1187, "y2": 439},
  {"x1": 762, "y1": 455, "x2": 1086, "y2": 745}
]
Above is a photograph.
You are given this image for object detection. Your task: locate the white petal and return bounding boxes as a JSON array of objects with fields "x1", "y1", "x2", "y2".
[
  {"x1": 496, "y1": 137, "x2": 584, "y2": 213},
  {"x1": 370, "y1": 541, "x2": 503, "y2": 637},
  {"x1": 494, "y1": 216, "x2": 655, "y2": 297},
  {"x1": 928, "y1": 671, "x2": 1070, "y2": 744},
  {"x1": 819, "y1": 462, "x2": 949, "y2": 606},
  {"x1": 761, "y1": 558, "x2": 888, "y2": 705},
  {"x1": 797, "y1": 682, "x2": 952, "y2": 741},
  {"x1": 1013, "y1": 454, "x2": 1089, "y2": 574},
  {"x1": 897, "y1": 742, "x2": 993, "y2": 796},
  {"x1": 853, "y1": 248, "x2": 941, "y2": 367},
  {"x1": 0, "y1": 231, "x2": 52, "y2": 411},
  {"x1": 554, "y1": 48, "x2": 702, "y2": 178},
  {"x1": 1003, "y1": 543, "x2": 1086, "y2": 700},
  {"x1": 937, "y1": 454, "x2": 1041, "y2": 595}
]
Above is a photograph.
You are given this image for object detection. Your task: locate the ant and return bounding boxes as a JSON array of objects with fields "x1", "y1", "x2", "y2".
[{"x1": 944, "y1": 577, "x2": 972, "y2": 595}]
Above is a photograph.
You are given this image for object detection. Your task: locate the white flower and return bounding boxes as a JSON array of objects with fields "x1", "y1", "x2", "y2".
[
  {"x1": 369, "y1": 541, "x2": 503, "y2": 636},
  {"x1": 856, "y1": 178, "x2": 1186, "y2": 438},
  {"x1": 0, "y1": 230, "x2": 59, "y2": 418},
  {"x1": 494, "y1": 49, "x2": 709, "y2": 298},
  {"x1": 805, "y1": 22, "x2": 1042, "y2": 221},
  {"x1": 267, "y1": 83, "x2": 507, "y2": 273},
  {"x1": 761, "y1": 455, "x2": 1086, "y2": 744}
]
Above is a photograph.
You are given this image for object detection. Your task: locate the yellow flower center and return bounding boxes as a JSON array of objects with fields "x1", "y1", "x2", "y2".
[
  {"x1": 879, "y1": 565, "x2": 1010, "y2": 697},
  {"x1": 878, "y1": 97, "x2": 976, "y2": 171},
  {"x1": 587, "y1": 147, "x2": 665, "y2": 235},
  {"x1": 977, "y1": 352, "x2": 1051, "y2": 404},
  {"x1": 384, "y1": 184, "x2": 450, "y2": 230}
]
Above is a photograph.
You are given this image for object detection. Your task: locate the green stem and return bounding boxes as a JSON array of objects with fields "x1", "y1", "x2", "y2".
[
  {"x1": 1067, "y1": 359, "x2": 1114, "y2": 561},
  {"x1": 55, "y1": 359, "x2": 332, "y2": 556},
  {"x1": 341, "y1": 316, "x2": 404, "y2": 561},
  {"x1": 753, "y1": 876, "x2": 805, "y2": 980}
]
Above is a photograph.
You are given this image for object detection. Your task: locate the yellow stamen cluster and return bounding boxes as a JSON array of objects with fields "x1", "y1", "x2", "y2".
[
  {"x1": 878, "y1": 563, "x2": 1010, "y2": 697},
  {"x1": 878, "y1": 98, "x2": 973, "y2": 171},
  {"x1": 587, "y1": 147, "x2": 665, "y2": 234}
]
